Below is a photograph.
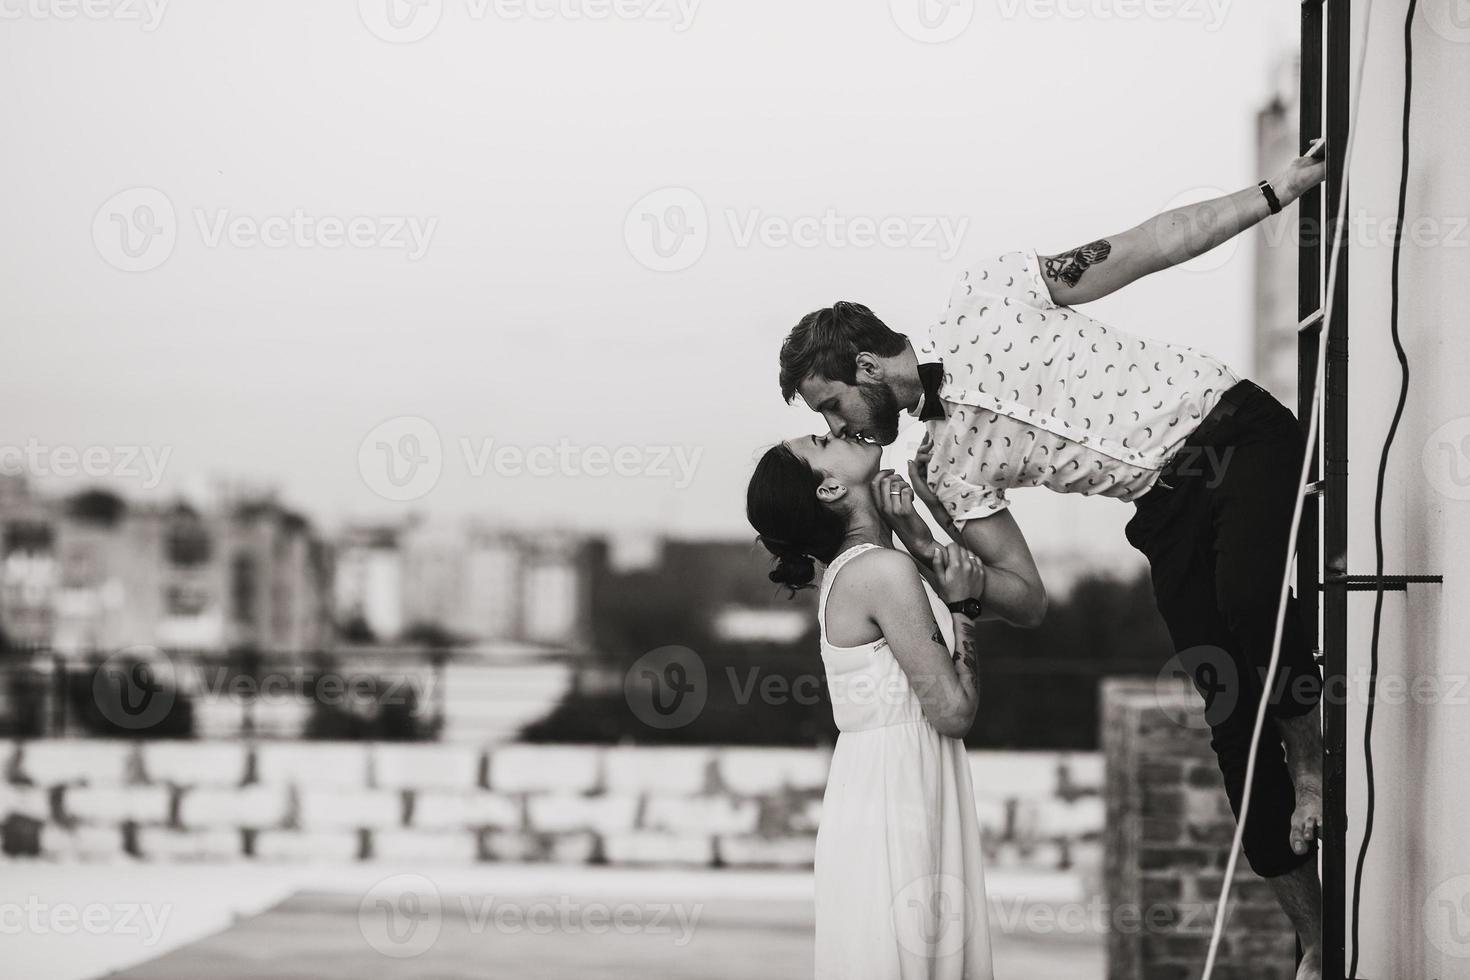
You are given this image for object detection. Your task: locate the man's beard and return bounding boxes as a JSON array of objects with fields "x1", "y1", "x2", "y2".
[{"x1": 857, "y1": 379, "x2": 902, "y2": 446}]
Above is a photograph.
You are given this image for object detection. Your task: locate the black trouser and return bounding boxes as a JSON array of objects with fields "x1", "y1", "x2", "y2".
[{"x1": 1125, "y1": 380, "x2": 1322, "y2": 878}]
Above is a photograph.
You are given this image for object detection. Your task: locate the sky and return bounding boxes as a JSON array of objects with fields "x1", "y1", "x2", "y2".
[{"x1": 2, "y1": 0, "x2": 1299, "y2": 560}]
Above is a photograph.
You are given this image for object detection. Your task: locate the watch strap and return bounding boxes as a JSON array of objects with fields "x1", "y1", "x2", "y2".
[{"x1": 1258, "y1": 179, "x2": 1283, "y2": 215}]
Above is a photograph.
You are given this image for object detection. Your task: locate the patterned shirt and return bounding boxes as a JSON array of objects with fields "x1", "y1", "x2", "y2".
[{"x1": 919, "y1": 249, "x2": 1240, "y2": 524}]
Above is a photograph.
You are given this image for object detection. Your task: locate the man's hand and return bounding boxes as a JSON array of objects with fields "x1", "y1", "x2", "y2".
[
  {"x1": 1271, "y1": 137, "x2": 1327, "y2": 204},
  {"x1": 910, "y1": 435, "x2": 956, "y2": 535},
  {"x1": 933, "y1": 542, "x2": 987, "y2": 605}
]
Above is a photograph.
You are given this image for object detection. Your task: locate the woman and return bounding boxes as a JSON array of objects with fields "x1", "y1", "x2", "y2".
[{"x1": 747, "y1": 432, "x2": 993, "y2": 980}]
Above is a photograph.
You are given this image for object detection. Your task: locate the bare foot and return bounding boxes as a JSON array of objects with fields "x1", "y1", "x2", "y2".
[
  {"x1": 1289, "y1": 776, "x2": 1322, "y2": 856},
  {"x1": 1276, "y1": 710, "x2": 1324, "y2": 856},
  {"x1": 1295, "y1": 942, "x2": 1322, "y2": 980}
]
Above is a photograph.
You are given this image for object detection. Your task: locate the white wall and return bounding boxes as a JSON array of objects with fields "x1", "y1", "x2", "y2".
[{"x1": 1343, "y1": 0, "x2": 1470, "y2": 975}]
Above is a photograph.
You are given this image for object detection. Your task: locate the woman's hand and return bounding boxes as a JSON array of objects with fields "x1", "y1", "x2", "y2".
[
  {"x1": 874, "y1": 469, "x2": 937, "y2": 559},
  {"x1": 932, "y1": 542, "x2": 986, "y2": 606}
]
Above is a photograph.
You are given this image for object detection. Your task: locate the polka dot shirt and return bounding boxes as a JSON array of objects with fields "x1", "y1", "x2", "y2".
[{"x1": 918, "y1": 249, "x2": 1240, "y2": 525}]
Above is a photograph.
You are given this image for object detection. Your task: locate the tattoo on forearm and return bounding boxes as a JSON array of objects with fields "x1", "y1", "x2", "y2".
[
  {"x1": 1043, "y1": 239, "x2": 1112, "y2": 288},
  {"x1": 952, "y1": 618, "x2": 978, "y2": 676}
]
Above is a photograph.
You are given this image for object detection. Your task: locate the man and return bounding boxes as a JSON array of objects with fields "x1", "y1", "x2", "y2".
[{"x1": 777, "y1": 141, "x2": 1328, "y2": 979}]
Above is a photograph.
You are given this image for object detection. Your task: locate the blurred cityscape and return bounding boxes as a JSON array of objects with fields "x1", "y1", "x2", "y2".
[{"x1": 0, "y1": 463, "x2": 1176, "y2": 749}]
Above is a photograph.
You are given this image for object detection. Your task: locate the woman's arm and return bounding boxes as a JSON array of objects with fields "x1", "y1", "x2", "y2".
[{"x1": 845, "y1": 546, "x2": 984, "y2": 739}]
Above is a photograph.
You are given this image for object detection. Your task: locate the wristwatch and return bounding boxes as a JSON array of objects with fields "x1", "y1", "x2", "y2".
[
  {"x1": 1258, "y1": 179, "x2": 1283, "y2": 215},
  {"x1": 946, "y1": 597, "x2": 983, "y2": 619}
]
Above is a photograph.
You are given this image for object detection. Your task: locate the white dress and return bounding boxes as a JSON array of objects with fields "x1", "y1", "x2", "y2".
[{"x1": 813, "y1": 544, "x2": 994, "y2": 980}]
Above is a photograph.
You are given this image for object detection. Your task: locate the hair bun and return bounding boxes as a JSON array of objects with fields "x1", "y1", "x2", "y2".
[{"x1": 768, "y1": 551, "x2": 817, "y2": 592}]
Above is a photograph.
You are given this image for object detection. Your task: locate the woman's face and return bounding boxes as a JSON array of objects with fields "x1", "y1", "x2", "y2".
[{"x1": 783, "y1": 432, "x2": 883, "y2": 494}]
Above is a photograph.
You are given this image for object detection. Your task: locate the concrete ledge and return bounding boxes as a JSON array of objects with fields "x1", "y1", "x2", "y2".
[
  {"x1": 42, "y1": 824, "x2": 127, "y2": 861},
  {"x1": 717, "y1": 834, "x2": 817, "y2": 868},
  {"x1": 374, "y1": 744, "x2": 482, "y2": 790},
  {"x1": 0, "y1": 784, "x2": 53, "y2": 822},
  {"x1": 642, "y1": 795, "x2": 759, "y2": 836},
  {"x1": 142, "y1": 742, "x2": 248, "y2": 787},
  {"x1": 411, "y1": 791, "x2": 520, "y2": 831},
  {"x1": 18, "y1": 741, "x2": 136, "y2": 786},
  {"x1": 135, "y1": 827, "x2": 244, "y2": 861},
  {"x1": 297, "y1": 788, "x2": 403, "y2": 831},
  {"x1": 526, "y1": 793, "x2": 637, "y2": 835},
  {"x1": 717, "y1": 748, "x2": 830, "y2": 795},
  {"x1": 490, "y1": 746, "x2": 602, "y2": 794},
  {"x1": 3, "y1": 740, "x2": 1108, "y2": 877},
  {"x1": 372, "y1": 829, "x2": 479, "y2": 863},
  {"x1": 603, "y1": 747, "x2": 714, "y2": 795},
  {"x1": 602, "y1": 831, "x2": 713, "y2": 867},
  {"x1": 254, "y1": 744, "x2": 371, "y2": 788},
  {"x1": 254, "y1": 829, "x2": 363, "y2": 862},
  {"x1": 64, "y1": 786, "x2": 172, "y2": 825},
  {"x1": 179, "y1": 785, "x2": 290, "y2": 829}
]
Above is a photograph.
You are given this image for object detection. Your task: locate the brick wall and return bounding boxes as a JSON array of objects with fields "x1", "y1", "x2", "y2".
[
  {"x1": 0, "y1": 740, "x2": 1104, "y2": 878},
  {"x1": 1102, "y1": 679, "x2": 1297, "y2": 980}
]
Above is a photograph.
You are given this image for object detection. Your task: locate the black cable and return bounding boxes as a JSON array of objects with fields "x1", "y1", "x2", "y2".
[{"x1": 1347, "y1": 0, "x2": 1417, "y2": 974}]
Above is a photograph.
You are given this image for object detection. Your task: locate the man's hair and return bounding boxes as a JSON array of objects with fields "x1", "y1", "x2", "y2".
[{"x1": 778, "y1": 301, "x2": 907, "y2": 404}]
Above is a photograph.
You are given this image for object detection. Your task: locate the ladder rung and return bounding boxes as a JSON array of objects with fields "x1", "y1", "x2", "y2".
[
  {"x1": 1321, "y1": 574, "x2": 1445, "y2": 592},
  {"x1": 1303, "y1": 480, "x2": 1325, "y2": 497},
  {"x1": 1298, "y1": 310, "x2": 1325, "y2": 334}
]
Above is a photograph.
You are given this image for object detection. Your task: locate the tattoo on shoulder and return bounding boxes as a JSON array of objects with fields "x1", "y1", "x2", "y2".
[{"x1": 1043, "y1": 239, "x2": 1112, "y2": 288}]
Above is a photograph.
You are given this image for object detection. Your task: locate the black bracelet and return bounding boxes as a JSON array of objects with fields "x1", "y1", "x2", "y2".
[{"x1": 1258, "y1": 179, "x2": 1283, "y2": 215}]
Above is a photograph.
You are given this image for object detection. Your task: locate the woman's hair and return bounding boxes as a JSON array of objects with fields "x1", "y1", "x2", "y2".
[{"x1": 746, "y1": 443, "x2": 848, "y2": 595}]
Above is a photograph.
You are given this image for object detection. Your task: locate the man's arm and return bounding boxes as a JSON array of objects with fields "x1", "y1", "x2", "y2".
[
  {"x1": 943, "y1": 508, "x2": 1048, "y2": 630},
  {"x1": 893, "y1": 446, "x2": 1048, "y2": 629},
  {"x1": 1037, "y1": 140, "x2": 1327, "y2": 306}
]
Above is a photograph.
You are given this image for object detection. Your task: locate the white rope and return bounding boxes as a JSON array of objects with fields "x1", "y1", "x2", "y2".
[{"x1": 1198, "y1": 3, "x2": 1377, "y2": 976}]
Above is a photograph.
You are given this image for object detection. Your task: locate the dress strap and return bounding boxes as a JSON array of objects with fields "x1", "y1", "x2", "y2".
[{"x1": 817, "y1": 544, "x2": 880, "y2": 647}]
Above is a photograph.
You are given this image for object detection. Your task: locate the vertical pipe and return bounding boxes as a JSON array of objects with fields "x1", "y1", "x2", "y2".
[{"x1": 1325, "y1": 0, "x2": 1353, "y2": 973}]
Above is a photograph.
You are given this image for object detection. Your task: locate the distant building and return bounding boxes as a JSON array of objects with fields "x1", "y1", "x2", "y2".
[
  {"x1": 338, "y1": 519, "x2": 592, "y2": 650},
  {"x1": 1253, "y1": 51, "x2": 1303, "y2": 409},
  {"x1": 0, "y1": 476, "x2": 332, "y2": 654},
  {"x1": 221, "y1": 499, "x2": 334, "y2": 652},
  {"x1": 333, "y1": 522, "x2": 406, "y2": 643}
]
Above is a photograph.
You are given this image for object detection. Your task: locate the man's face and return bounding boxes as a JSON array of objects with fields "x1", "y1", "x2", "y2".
[{"x1": 797, "y1": 375, "x2": 902, "y2": 446}]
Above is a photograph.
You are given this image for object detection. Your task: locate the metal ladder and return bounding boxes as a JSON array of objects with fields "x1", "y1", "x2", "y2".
[{"x1": 1296, "y1": 1, "x2": 1349, "y2": 977}]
